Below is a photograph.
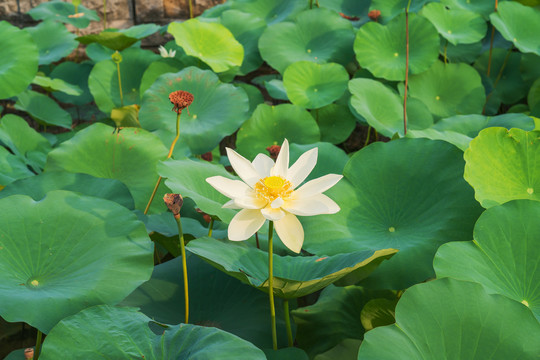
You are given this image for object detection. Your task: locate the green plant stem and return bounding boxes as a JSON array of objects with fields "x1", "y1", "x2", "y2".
[
  {"x1": 486, "y1": 0, "x2": 498, "y2": 76},
  {"x1": 403, "y1": 0, "x2": 412, "y2": 136},
  {"x1": 364, "y1": 126, "x2": 371, "y2": 147},
  {"x1": 268, "y1": 221, "x2": 277, "y2": 350},
  {"x1": 34, "y1": 329, "x2": 43, "y2": 360},
  {"x1": 482, "y1": 45, "x2": 512, "y2": 115},
  {"x1": 443, "y1": 39, "x2": 448, "y2": 65},
  {"x1": 144, "y1": 112, "x2": 181, "y2": 215},
  {"x1": 174, "y1": 214, "x2": 189, "y2": 324},
  {"x1": 189, "y1": 0, "x2": 193, "y2": 18},
  {"x1": 315, "y1": 108, "x2": 319, "y2": 123},
  {"x1": 284, "y1": 299, "x2": 293, "y2": 347},
  {"x1": 207, "y1": 218, "x2": 214, "y2": 237},
  {"x1": 116, "y1": 61, "x2": 124, "y2": 107},
  {"x1": 255, "y1": 232, "x2": 260, "y2": 249},
  {"x1": 103, "y1": 0, "x2": 107, "y2": 29}
]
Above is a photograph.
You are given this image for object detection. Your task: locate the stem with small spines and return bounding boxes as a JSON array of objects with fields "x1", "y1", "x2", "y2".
[{"x1": 268, "y1": 221, "x2": 277, "y2": 350}]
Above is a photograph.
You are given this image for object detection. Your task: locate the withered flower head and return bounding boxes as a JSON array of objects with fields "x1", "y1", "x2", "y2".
[
  {"x1": 164, "y1": 193, "x2": 183, "y2": 217},
  {"x1": 266, "y1": 145, "x2": 281, "y2": 160},
  {"x1": 339, "y1": 12, "x2": 360, "y2": 21},
  {"x1": 368, "y1": 9, "x2": 381, "y2": 21},
  {"x1": 169, "y1": 90, "x2": 194, "y2": 114},
  {"x1": 201, "y1": 152, "x2": 213, "y2": 162}
]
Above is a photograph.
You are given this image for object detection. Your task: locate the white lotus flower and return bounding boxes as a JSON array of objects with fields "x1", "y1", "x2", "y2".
[
  {"x1": 206, "y1": 139, "x2": 342, "y2": 253},
  {"x1": 158, "y1": 45, "x2": 176, "y2": 58}
]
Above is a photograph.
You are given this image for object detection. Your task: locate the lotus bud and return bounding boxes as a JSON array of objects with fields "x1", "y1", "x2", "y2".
[
  {"x1": 368, "y1": 9, "x2": 381, "y2": 21},
  {"x1": 111, "y1": 51, "x2": 123, "y2": 64}
]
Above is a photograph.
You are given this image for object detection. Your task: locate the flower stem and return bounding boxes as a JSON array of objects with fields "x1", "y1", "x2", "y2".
[
  {"x1": 188, "y1": 0, "x2": 193, "y2": 18},
  {"x1": 482, "y1": 45, "x2": 512, "y2": 115},
  {"x1": 207, "y1": 218, "x2": 214, "y2": 237},
  {"x1": 116, "y1": 61, "x2": 124, "y2": 107},
  {"x1": 34, "y1": 329, "x2": 43, "y2": 360},
  {"x1": 443, "y1": 39, "x2": 448, "y2": 65},
  {"x1": 175, "y1": 214, "x2": 189, "y2": 324},
  {"x1": 144, "y1": 112, "x2": 181, "y2": 215},
  {"x1": 403, "y1": 0, "x2": 412, "y2": 136},
  {"x1": 284, "y1": 299, "x2": 293, "y2": 347},
  {"x1": 364, "y1": 126, "x2": 371, "y2": 147},
  {"x1": 268, "y1": 221, "x2": 277, "y2": 350},
  {"x1": 486, "y1": 0, "x2": 498, "y2": 77}
]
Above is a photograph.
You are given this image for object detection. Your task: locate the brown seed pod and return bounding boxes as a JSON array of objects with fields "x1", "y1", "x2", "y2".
[{"x1": 169, "y1": 90, "x2": 194, "y2": 114}]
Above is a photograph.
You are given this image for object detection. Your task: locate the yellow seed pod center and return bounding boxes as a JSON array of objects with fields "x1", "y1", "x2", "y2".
[
  {"x1": 255, "y1": 176, "x2": 293, "y2": 202},
  {"x1": 264, "y1": 176, "x2": 285, "y2": 189}
]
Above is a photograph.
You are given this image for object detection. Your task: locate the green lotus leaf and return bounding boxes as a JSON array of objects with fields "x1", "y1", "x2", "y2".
[
  {"x1": 27, "y1": 0, "x2": 100, "y2": 28},
  {"x1": 26, "y1": 20, "x2": 77, "y2": 65},
  {"x1": 464, "y1": 127, "x2": 540, "y2": 208},
  {"x1": 441, "y1": 41, "x2": 483, "y2": 63},
  {"x1": 408, "y1": 61, "x2": 486, "y2": 118},
  {"x1": 434, "y1": 113, "x2": 535, "y2": 137},
  {"x1": 168, "y1": 19, "x2": 243, "y2": 73},
  {"x1": 292, "y1": 285, "x2": 397, "y2": 358},
  {"x1": 229, "y1": 0, "x2": 307, "y2": 24},
  {"x1": 319, "y1": 0, "x2": 371, "y2": 26},
  {"x1": 85, "y1": 42, "x2": 116, "y2": 63},
  {"x1": 314, "y1": 104, "x2": 356, "y2": 144},
  {"x1": 289, "y1": 142, "x2": 349, "y2": 183},
  {"x1": 138, "y1": 67, "x2": 249, "y2": 155},
  {"x1": 474, "y1": 49, "x2": 527, "y2": 105},
  {"x1": 50, "y1": 61, "x2": 93, "y2": 105},
  {"x1": 357, "y1": 278, "x2": 540, "y2": 359},
  {"x1": 110, "y1": 104, "x2": 141, "y2": 128},
  {"x1": 158, "y1": 158, "x2": 238, "y2": 223},
  {"x1": 0, "y1": 191, "x2": 153, "y2": 333},
  {"x1": 354, "y1": 13, "x2": 439, "y2": 81},
  {"x1": 186, "y1": 237, "x2": 397, "y2": 299},
  {"x1": 219, "y1": 10, "x2": 266, "y2": 75},
  {"x1": 314, "y1": 339, "x2": 362, "y2": 360},
  {"x1": 236, "y1": 103, "x2": 320, "y2": 159},
  {"x1": 349, "y1": 78, "x2": 432, "y2": 137},
  {"x1": 259, "y1": 8, "x2": 355, "y2": 73},
  {"x1": 15, "y1": 90, "x2": 72, "y2": 129},
  {"x1": 139, "y1": 58, "x2": 184, "y2": 95},
  {"x1": 0, "y1": 171, "x2": 134, "y2": 209},
  {"x1": 528, "y1": 78, "x2": 540, "y2": 110},
  {"x1": 45, "y1": 123, "x2": 169, "y2": 213},
  {"x1": 32, "y1": 75, "x2": 81, "y2": 96},
  {"x1": 119, "y1": 23, "x2": 161, "y2": 39},
  {"x1": 490, "y1": 2, "x2": 540, "y2": 56},
  {"x1": 521, "y1": 53, "x2": 540, "y2": 86},
  {"x1": 360, "y1": 298, "x2": 398, "y2": 331},
  {"x1": 88, "y1": 47, "x2": 159, "y2": 113},
  {"x1": 421, "y1": 3, "x2": 487, "y2": 45},
  {"x1": 435, "y1": 200, "x2": 540, "y2": 320},
  {"x1": 39, "y1": 305, "x2": 266, "y2": 359},
  {"x1": 369, "y1": 0, "x2": 430, "y2": 23},
  {"x1": 0, "y1": 114, "x2": 51, "y2": 173},
  {"x1": 283, "y1": 61, "x2": 349, "y2": 109},
  {"x1": 0, "y1": 148, "x2": 34, "y2": 187},
  {"x1": 122, "y1": 254, "x2": 291, "y2": 348},
  {"x1": 265, "y1": 79, "x2": 289, "y2": 101},
  {"x1": 440, "y1": 0, "x2": 495, "y2": 18},
  {"x1": 405, "y1": 128, "x2": 473, "y2": 151},
  {"x1": 235, "y1": 82, "x2": 265, "y2": 114},
  {"x1": 301, "y1": 138, "x2": 483, "y2": 289},
  {"x1": 0, "y1": 21, "x2": 38, "y2": 99},
  {"x1": 265, "y1": 348, "x2": 309, "y2": 360},
  {"x1": 76, "y1": 31, "x2": 139, "y2": 51}
]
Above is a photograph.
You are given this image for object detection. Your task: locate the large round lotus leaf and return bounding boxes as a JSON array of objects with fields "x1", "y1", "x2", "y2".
[
  {"x1": 158, "y1": 158, "x2": 238, "y2": 223},
  {"x1": 349, "y1": 78, "x2": 432, "y2": 137},
  {"x1": 14, "y1": 90, "x2": 72, "y2": 129},
  {"x1": 139, "y1": 67, "x2": 249, "y2": 155},
  {"x1": 168, "y1": 19, "x2": 243, "y2": 73},
  {"x1": 490, "y1": 2, "x2": 540, "y2": 56},
  {"x1": 120, "y1": 23, "x2": 161, "y2": 39},
  {"x1": 0, "y1": 114, "x2": 51, "y2": 173},
  {"x1": 26, "y1": 20, "x2": 77, "y2": 65},
  {"x1": 219, "y1": 10, "x2": 265, "y2": 75},
  {"x1": 0, "y1": 147, "x2": 34, "y2": 186},
  {"x1": 408, "y1": 61, "x2": 486, "y2": 118},
  {"x1": 289, "y1": 142, "x2": 349, "y2": 183},
  {"x1": 435, "y1": 200, "x2": 540, "y2": 320},
  {"x1": 122, "y1": 254, "x2": 291, "y2": 348},
  {"x1": 32, "y1": 75, "x2": 81, "y2": 96},
  {"x1": 283, "y1": 61, "x2": 349, "y2": 109},
  {"x1": 236, "y1": 103, "x2": 320, "y2": 159},
  {"x1": 405, "y1": 128, "x2": 473, "y2": 151},
  {"x1": 357, "y1": 278, "x2": 540, "y2": 359},
  {"x1": 229, "y1": 0, "x2": 307, "y2": 24},
  {"x1": 27, "y1": 0, "x2": 100, "y2": 28},
  {"x1": 85, "y1": 42, "x2": 116, "y2": 63},
  {"x1": 292, "y1": 285, "x2": 396, "y2": 358},
  {"x1": 0, "y1": 21, "x2": 38, "y2": 99},
  {"x1": 441, "y1": 0, "x2": 495, "y2": 18},
  {"x1": 0, "y1": 171, "x2": 134, "y2": 209},
  {"x1": 421, "y1": 3, "x2": 487, "y2": 45},
  {"x1": 529, "y1": 78, "x2": 540, "y2": 110},
  {"x1": 314, "y1": 104, "x2": 356, "y2": 144},
  {"x1": 40, "y1": 305, "x2": 266, "y2": 359},
  {"x1": 474, "y1": 49, "x2": 527, "y2": 105},
  {"x1": 235, "y1": 82, "x2": 265, "y2": 115},
  {"x1": 259, "y1": 8, "x2": 355, "y2": 74},
  {"x1": 314, "y1": 339, "x2": 362, "y2": 360},
  {"x1": 301, "y1": 138, "x2": 483, "y2": 289},
  {"x1": 464, "y1": 127, "x2": 540, "y2": 208},
  {"x1": 88, "y1": 47, "x2": 159, "y2": 113},
  {"x1": 319, "y1": 0, "x2": 370, "y2": 26},
  {"x1": 265, "y1": 79, "x2": 289, "y2": 101},
  {"x1": 139, "y1": 58, "x2": 185, "y2": 95},
  {"x1": 45, "y1": 123, "x2": 169, "y2": 213},
  {"x1": 0, "y1": 191, "x2": 153, "y2": 333},
  {"x1": 50, "y1": 61, "x2": 94, "y2": 105},
  {"x1": 76, "y1": 31, "x2": 139, "y2": 51},
  {"x1": 521, "y1": 53, "x2": 540, "y2": 86},
  {"x1": 354, "y1": 13, "x2": 439, "y2": 81},
  {"x1": 442, "y1": 41, "x2": 483, "y2": 63},
  {"x1": 186, "y1": 237, "x2": 396, "y2": 299},
  {"x1": 369, "y1": 0, "x2": 430, "y2": 23}
]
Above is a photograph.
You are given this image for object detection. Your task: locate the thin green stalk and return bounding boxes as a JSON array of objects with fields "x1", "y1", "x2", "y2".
[
  {"x1": 268, "y1": 221, "x2": 277, "y2": 350},
  {"x1": 144, "y1": 112, "x2": 181, "y2": 215},
  {"x1": 309, "y1": 0, "x2": 313, "y2": 9},
  {"x1": 486, "y1": 0, "x2": 498, "y2": 77},
  {"x1": 188, "y1": 0, "x2": 193, "y2": 18},
  {"x1": 103, "y1": 0, "x2": 107, "y2": 29},
  {"x1": 284, "y1": 299, "x2": 293, "y2": 347},
  {"x1": 364, "y1": 126, "x2": 371, "y2": 147},
  {"x1": 482, "y1": 45, "x2": 512, "y2": 114},
  {"x1": 443, "y1": 39, "x2": 448, "y2": 65},
  {"x1": 116, "y1": 61, "x2": 124, "y2": 107},
  {"x1": 403, "y1": 0, "x2": 412, "y2": 136},
  {"x1": 207, "y1": 218, "x2": 214, "y2": 237},
  {"x1": 175, "y1": 214, "x2": 189, "y2": 324},
  {"x1": 34, "y1": 329, "x2": 43, "y2": 360}
]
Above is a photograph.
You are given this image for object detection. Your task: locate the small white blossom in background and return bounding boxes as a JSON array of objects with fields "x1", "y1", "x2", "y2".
[
  {"x1": 206, "y1": 139, "x2": 342, "y2": 253},
  {"x1": 158, "y1": 45, "x2": 176, "y2": 58}
]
